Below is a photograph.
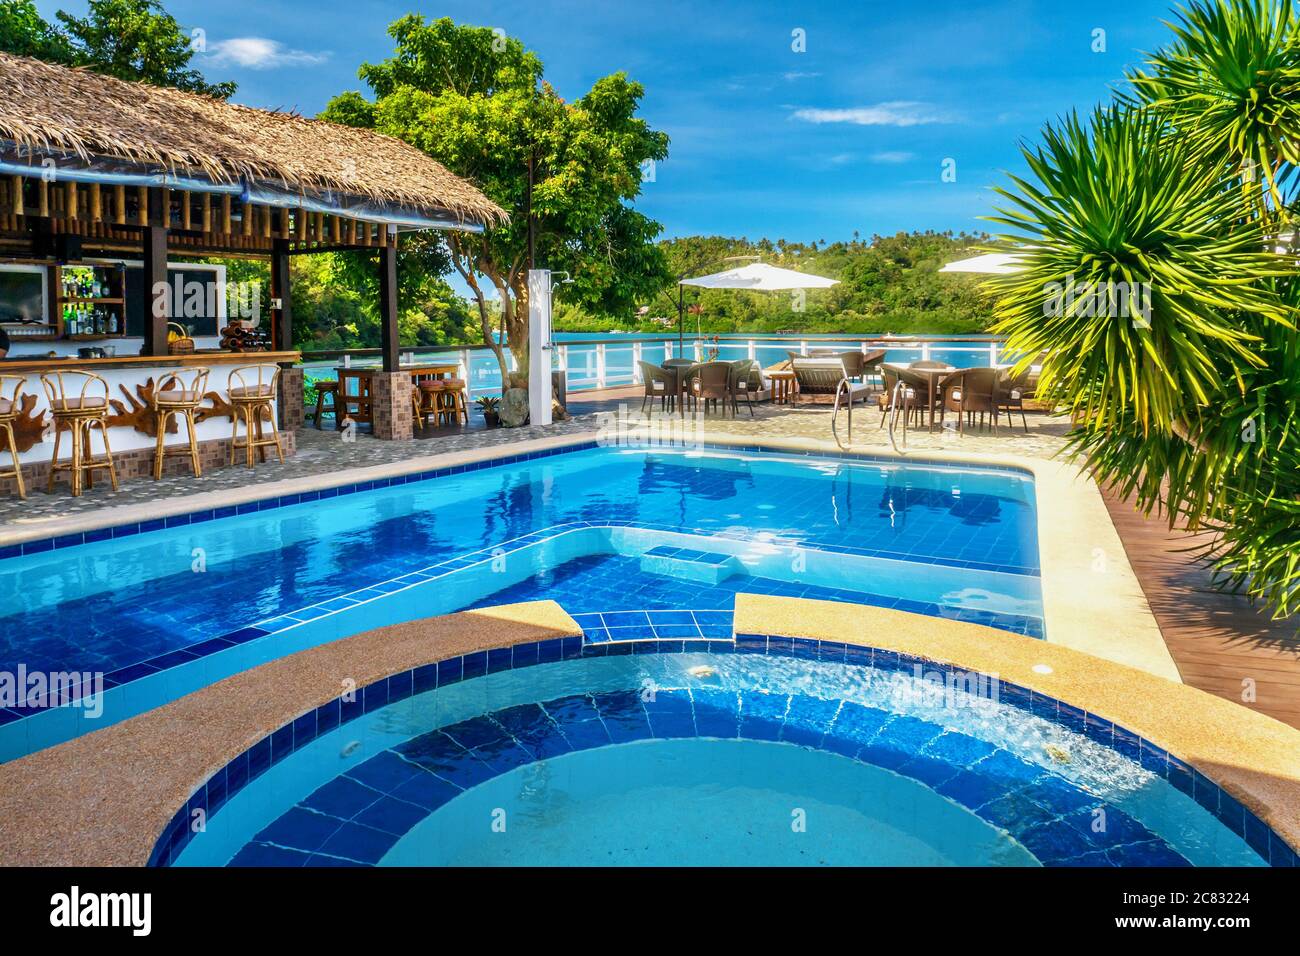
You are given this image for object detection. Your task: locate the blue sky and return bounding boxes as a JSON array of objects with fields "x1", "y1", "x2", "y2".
[{"x1": 42, "y1": 0, "x2": 1181, "y2": 243}]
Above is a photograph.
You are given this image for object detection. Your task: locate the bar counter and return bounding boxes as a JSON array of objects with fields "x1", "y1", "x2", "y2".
[{"x1": 1, "y1": 350, "x2": 301, "y2": 471}]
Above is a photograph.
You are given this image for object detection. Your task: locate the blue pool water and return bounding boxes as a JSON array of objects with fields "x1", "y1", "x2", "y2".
[
  {"x1": 0, "y1": 444, "x2": 1041, "y2": 757},
  {"x1": 168, "y1": 646, "x2": 1269, "y2": 868}
]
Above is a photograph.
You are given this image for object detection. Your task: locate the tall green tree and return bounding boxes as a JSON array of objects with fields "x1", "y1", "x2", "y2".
[
  {"x1": 0, "y1": 0, "x2": 234, "y2": 98},
  {"x1": 0, "y1": 0, "x2": 73, "y2": 62},
  {"x1": 988, "y1": 0, "x2": 1300, "y2": 619},
  {"x1": 57, "y1": 0, "x2": 234, "y2": 97},
  {"x1": 323, "y1": 16, "x2": 669, "y2": 391}
]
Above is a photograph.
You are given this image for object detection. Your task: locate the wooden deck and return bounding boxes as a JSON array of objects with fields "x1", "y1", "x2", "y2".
[{"x1": 1102, "y1": 490, "x2": 1300, "y2": 729}]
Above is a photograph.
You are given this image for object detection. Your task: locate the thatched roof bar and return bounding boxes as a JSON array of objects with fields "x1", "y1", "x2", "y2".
[{"x1": 0, "y1": 52, "x2": 505, "y2": 231}]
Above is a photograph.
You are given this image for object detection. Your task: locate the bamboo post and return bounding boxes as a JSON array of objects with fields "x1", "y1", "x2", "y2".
[
  {"x1": 65, "y1": 182, "x2": 78, "y2": 219},
  {"x1": 330, "y1": 215, "x2": 341, "y2": 243},
  {"x1": 202, "y1": 195, "x2": 212, "y2": 233},
  {"x1": 114, "y1": 185, "x2": 125, "y2": 224},
  {"x1": 38, "y1": 181, "x2": 49, "y2": 218},
  {"x1": 181, "y1": 190, "x2": 192, "y2": 230},
  {"x1": 88, "y1": 183, "x2": 102, "y2": 221},
  {"x1": 12, "y1": 176, "x2": 24, "y2": 217},
  {"x1": 222, "y1": 195, "x2": 232, "y2": 234},
  {"x1": 346, "y1": 218, "x2": 357, "y2": 245},
  {"x1": 137, "y1": 186, "x2": 149, "y2": 225}
]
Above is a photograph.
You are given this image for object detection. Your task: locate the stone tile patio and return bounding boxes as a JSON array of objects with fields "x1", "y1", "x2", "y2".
[{"x1": 0, "y1": 388, "x2": 1073, "y2": 527}]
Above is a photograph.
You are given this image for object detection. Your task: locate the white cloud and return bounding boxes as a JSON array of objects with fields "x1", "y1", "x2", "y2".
[
  {"x1": 870, "y1": 151, "x2": 915, "y2": 164},
  {"x1": 208, "y1": 37, "x2": 331, "y2": 70},
  {"x1": 782, "y1": 71, "x2": 822, "y2": 81},
  {"x1": 792, "y1": 102, "x2": 954, "y2": 127}
]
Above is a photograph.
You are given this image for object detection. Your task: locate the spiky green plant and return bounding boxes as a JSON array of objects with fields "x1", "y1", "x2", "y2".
[
  {"x1": 988, "y1": 93, "x2": 1300, "y2": 616},
  {"x1": 1126, "y1": 0, "x2": 1300, "y2": 217}
]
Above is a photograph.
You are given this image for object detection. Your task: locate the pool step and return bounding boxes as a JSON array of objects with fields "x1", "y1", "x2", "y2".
[{"x1": 639, "y1": 546, "x2": 743, "y2": 585}]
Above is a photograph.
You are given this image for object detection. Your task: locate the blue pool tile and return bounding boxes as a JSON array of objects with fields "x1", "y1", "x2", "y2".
[
  {"x1": 737, "y1": 691, "x2": 790, "y2": 742},
  {"x1": 1104, "y1": 840, "x2": 1190, "y2": 867},
  {"x1": 316, "y1": 821, "x2": 399, "y2": 865},
  {"x1": 923, "y1": 732, "x2": 997, "y2": 769},
  {"x1": 303, "y1": 777, "x2": 383, "y2": 819},
  {"x1": 352, "y1": 796, "x2": 428, "y2": 837},
  {"x1": 229, "y1": 843, "x2": 312, "y2": 867},
  {"x1": 935, "y1": 769, "x2": 1012, "y2": 810},
  {"x1": 386, "y1": 772, "x2": 462, "y2": 811},
  {"x1": 255, "y1": 807, "x2": 344, "y2": 853},
  {"x1": 345, "y1": 751, "x2": 427, "y2": 792}
]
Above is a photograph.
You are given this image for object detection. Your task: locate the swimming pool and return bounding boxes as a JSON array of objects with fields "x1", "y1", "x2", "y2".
[
  {"x1": 161, "y1": 637, "x2": 1273, "y2": 867},
  {"x1": 0, "y1": 442, "x2": 1041, "y2": 757}
]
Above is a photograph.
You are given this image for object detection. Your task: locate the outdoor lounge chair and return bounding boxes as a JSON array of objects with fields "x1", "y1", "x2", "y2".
[
  {"x1": 639, "y1": 360, "x2": 678, "y2": 415},
  {"x1": 939, "y1": 367, "x2": 1002, "y2": 434}
]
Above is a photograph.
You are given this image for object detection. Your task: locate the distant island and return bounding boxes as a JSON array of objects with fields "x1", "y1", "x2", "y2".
[{"x1": 552, "y1": 231, "x2": 993, "y2": 336}]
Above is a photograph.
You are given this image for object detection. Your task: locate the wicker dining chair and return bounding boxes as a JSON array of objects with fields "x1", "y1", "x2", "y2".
[
  {"x1": 996, "y1": 367, "x2": 1031, "y2": 432},
  {"x1": 727, "y1": 359, "x2": 764, "y2": 418},
  {"x1": 939, "y1": 367, "x2": 1002, "y2": 435},
  {"x1": 639, "y1": 360, "x2": 678, "y2": 415},
  {"x1": 688, "y1": 361, "x2": 733, "y2": 416}
]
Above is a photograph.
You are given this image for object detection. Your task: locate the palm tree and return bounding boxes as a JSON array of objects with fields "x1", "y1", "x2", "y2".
[{"x1": 988, "y1": 0, "x2": 1300, "y2": 618}]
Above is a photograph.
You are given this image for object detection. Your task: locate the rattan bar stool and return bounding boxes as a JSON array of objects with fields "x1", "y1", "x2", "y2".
[
  {"x1": 432, "y1": 378, "x2": 469, "y2": 426},
  {"x1": 153, "y1": 367, "x2": 210, "y2": 479},
  {"x1": 41, "y1": 369, "x2": 119, "y2": 497},
  {"x1": 228, "y1": 365, "x2": 285, "y2": 468},
  {"x1": 0, "y1": 375, "x2": 27, "y2": 499}
]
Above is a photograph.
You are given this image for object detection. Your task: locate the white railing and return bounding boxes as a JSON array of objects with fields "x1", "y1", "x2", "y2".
[{"x1": 299, "y1": 335, "x2": 1006, "y2": 399}]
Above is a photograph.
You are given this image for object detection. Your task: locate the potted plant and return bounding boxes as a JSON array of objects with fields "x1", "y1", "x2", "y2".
[{"x1": 477, "y1": 395, "x2": 501, "y2": 428}]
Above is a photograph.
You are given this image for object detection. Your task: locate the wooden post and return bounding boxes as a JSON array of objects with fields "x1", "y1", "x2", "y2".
[
  {"x1": 142, "y1": 224, "x2": 170, "y2": 355},
  {"x1": 12, "y1": 176, "x2": 23, "y2": 217},
  {"x1": 142, "y1": 190, "x2": 170, "y2": 355},
  {"x1": 378, "y1": 240, "x2": 399, "y2": 372},
  {"x1": 114, "y1": 185, "x2": 125, "y2": 224},
  {"x1": 271, "y1": 238, "x2": 293, "y2": 352}
]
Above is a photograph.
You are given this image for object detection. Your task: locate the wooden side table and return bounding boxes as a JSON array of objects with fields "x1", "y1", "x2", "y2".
[{"x1": 768, "y1": 370, "x2": 796, "y2": 406}]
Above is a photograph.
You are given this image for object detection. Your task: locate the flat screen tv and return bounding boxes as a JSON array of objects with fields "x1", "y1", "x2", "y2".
[{"x1": 0, "y1": 268, "x2": 46, "y2": 325}]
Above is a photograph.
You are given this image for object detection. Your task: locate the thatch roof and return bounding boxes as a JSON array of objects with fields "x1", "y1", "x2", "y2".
[{"x1": 0, "y1": 52, "x2": 505, "y2": 228}]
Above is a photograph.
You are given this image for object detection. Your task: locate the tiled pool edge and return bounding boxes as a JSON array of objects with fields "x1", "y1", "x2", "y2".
[
  {"x1": 158, "y1": 634, "x2": 1292, "y2": 867},
  {"x1": 0, "y1": 426, "x2": 1175, "y2": 685},
  {"x1": 0, "y1": 517, "x2": 1042, "y2": 736},
  {"x1": 0, "y1": 596, "x2": 1295, "y2": 868},
  {"x1": 0, "y1": 435, "x2": 1034, "y2": 557},
  {"x1": 735, "y1": 593, "x2": 1300, "y2": 863}
]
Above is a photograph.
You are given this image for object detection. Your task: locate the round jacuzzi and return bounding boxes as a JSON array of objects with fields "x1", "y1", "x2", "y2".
[{"x1": 156, "y1": 636, "x2": 1282, "y2": 867}]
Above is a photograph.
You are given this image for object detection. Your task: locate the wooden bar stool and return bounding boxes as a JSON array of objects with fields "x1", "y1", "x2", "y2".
[
  {"x1": 433, "y1": 378, "x2": 469, "y2": 426},
  {"x1": 313, "y1": 380, "x2": 339, "y2": 429},
  {"x1": 153, "y1": 367, "x2": 210, "y2": 479},
  {"x1": 41, "y1": 369, "x2": 119, "y2": 497},
  {"x1": 0, "y1": 375, "x2": 27, "y2": 499},
  {"x1": 228, "y1": 365, "x2": 285, "y2": 468},
  {"x1": 411, "y1": 385, "x2": 427, "y2": 431}
]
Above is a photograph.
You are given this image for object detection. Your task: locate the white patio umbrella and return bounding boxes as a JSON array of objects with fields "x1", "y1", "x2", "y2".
[
  {"x1": 938, "y1": 252, "x2": 1025, "y2": 274},
  {"x1": 674, "y1": 262, "x2": 839, "y2": 345},
  {"x1": 680, "y1": 261, "x2": 840, "y2": 290}
]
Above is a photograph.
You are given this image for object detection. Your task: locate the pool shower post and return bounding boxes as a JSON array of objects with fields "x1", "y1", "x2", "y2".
[{"x1": 528, "y1": 269, "x2": 553, "y2": 427}]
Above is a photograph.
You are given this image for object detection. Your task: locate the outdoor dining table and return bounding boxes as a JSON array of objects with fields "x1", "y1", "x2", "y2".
[
  {"x1": 881, "y1": 362, "x2": 956, "y2": 433},
  {"x1": 335, "y1": 363, "x2": 460, "y2": 425}
]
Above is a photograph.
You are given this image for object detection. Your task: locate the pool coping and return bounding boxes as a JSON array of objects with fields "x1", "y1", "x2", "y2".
[
  {"x1": 0, "y1": 595, "x2": 1293, "y2": 867},
  {"x1": 0, "y1": 425, "x2": 1174, "y2": 683},
  {"x1": 734, "y1": 594, "x2": 1300, "y2": 863}
]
